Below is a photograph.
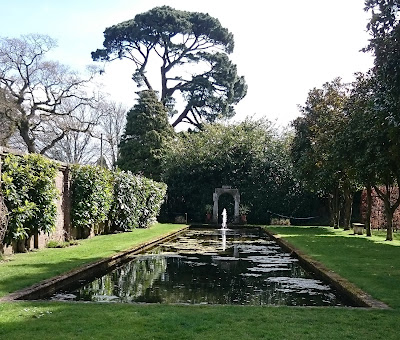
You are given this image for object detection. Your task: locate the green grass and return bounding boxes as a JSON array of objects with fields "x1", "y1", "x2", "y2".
[
  {"x1": 370, "y1": 229, "x2": 400, "y2": 241},
  {"x1": 1, "y1": 225, "x2": 400, "y2": 339},
  {"x1": 0, "y1": 223, "x2": 186, "y2": 297},
  {"x1": 0, "y1": 302, "x2": 398, "y2": 340}
]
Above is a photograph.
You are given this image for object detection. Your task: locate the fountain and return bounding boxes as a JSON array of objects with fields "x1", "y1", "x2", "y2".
[
  {"x1": 220, "y1": 208, "x2": 228, "y2": 251},
  {"x1": 221, "y1": 208, "x2": 228, "y2": 229}
]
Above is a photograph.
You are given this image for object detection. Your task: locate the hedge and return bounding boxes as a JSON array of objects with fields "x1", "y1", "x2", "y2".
[{"x1": 71, "y1": 165, "x2": 167, "y2": 234}]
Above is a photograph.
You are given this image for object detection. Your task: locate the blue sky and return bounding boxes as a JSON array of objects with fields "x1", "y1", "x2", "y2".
[{"x1": 1, "y1": 0, "x2": 374, "y2": 128}]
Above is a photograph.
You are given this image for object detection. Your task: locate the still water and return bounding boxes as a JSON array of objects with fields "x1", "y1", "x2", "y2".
[{"x1": 50, "y1": 228, "x2": 354, "y2": 306}]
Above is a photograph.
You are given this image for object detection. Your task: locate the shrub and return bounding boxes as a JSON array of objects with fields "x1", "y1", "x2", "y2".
[
  {"x1": 70, "y1": 165, "x2": 113, "y2": 233},
  {"x1": 71, "y1": 165, "x2": 167, "y2": 234},
  {"x1": 138, "y1": 177, "x2": 167, "y2": 228},
  {"x1": 46, "y1": 240, "x2": 80, "y2": 248},
  {"x1": 109, "y1": 170, "x2": 167, "y2": 230},
  {"x1": 1, "y1": 153, "x2": 58, "y2": 245},
  {"x1": 46, "y1": 240, "x2": 63, "y2": 248},
  {"x1": 109, "y1": 170, "x2": 142, "y2": 231}
]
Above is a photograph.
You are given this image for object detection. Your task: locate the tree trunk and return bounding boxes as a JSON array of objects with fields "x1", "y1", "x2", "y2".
[
  {"x1": 19, "y1": 119, "x2": 36, "y2": 153},
  {"x1": 374, "y1": 184, "x2": 400, "y2": 241},
  {"x1": 332, "y1": 187, "x2": 340, "y2": 229},
  {"x1": 366, "y1": 185, "x2": 372, "y2": 237},
  {"x1": 343, "y1": 184, "x2": 353, "y2": 230},
  {"x1": 328, "y1": 194, "x2": 334, "y2": 228},
  {"x1": 384, "y1": 205, "x2": 394, "y2": 241}
]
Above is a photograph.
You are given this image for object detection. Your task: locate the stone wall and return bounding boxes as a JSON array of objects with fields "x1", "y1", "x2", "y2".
[{"x1": 0, "y1": 147, "x2": 71, "y2": 255}]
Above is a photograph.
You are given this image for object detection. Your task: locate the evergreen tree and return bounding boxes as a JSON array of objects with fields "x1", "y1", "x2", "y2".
[
  {"x1": 92, "y1": 6, "x2": 247, "y2": 128},
  {"x1": 118, "y1": 90, "x2": 173, "y2": 181}
]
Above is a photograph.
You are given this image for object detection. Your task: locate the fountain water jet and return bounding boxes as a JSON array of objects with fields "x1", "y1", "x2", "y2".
[
  {"x1": 220, "y1": 208, "x2": 228, "y2": 251},
  {"x1": 221, "y1": 208, "x2": 227, "y2": 229}
]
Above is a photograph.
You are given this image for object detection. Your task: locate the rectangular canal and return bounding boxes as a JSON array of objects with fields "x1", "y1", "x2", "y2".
[{"x1": 49, "y1": 227, "x2": 357, "y2": 306}]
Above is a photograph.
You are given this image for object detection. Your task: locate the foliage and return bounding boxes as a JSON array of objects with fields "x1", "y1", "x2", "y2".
[
  {"x1": 1, "y1": 153, "x2": 58, "y2": 244},
  {"x1": 136, "y1": 176, "x2": 168, "y2": 228},
  {"x1": 239, "y1": 204, "x2": 250, "y2": 215},
  {"x1": 291, "y1": 78, "x2": 349, "y2": 193},
  {"x1": 109, "y1": 170, "x2": 167, "y2": 230},
  {"x1": 291, "y1": 78, "x2": 358, "y2": 229},
  {"x1": 355, "y1": 1, "x2": 400, "y2": 239},
  {"x1": 162, "y1": 119, "x2": 320, "y2": 223},
  {"x1": 118, "y1": 90, "x2": 174, "y2": 181},
  {"x1": 71, "y1": 164, "x2": 167, "y2": 233},
  {"x1": 92, "y1": 6, "x2": 247, "y2": 128},
  {"x1": 70, "y1": 164, "x2": 114, "y2": 231}
]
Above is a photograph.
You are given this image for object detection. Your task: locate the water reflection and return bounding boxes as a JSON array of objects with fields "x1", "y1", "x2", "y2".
[
  {"x1": 221, "y1": 229, "x2": 226, "y2": 251},
  {"x1": 51, "y1": 228, "x2": 354, "y2": 306}
]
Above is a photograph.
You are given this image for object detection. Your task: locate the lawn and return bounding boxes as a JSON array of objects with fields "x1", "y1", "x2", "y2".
[{"x1": 1, "y1": 225, "x2": 400, "y2": 340}]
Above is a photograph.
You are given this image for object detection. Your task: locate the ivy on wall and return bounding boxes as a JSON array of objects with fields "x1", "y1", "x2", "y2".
[{"x1": 1, "y1": 153, "x2": 58, "y2": 245}]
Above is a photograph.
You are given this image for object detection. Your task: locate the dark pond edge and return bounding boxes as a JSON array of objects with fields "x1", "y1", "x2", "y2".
[
  {"x1": 263, "y1": 227, "x2": 390, "y2": 309},
  {"x1": 0, "y1": 226, "x2": 189, "y2": 302}
]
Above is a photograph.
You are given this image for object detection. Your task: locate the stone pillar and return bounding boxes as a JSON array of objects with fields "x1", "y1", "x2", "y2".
[
  {"x1": 212, "y1": 192, "x2": 218, "y2": 224},
  {"x1": 234, "y1": 193, "x2": 240, "y2": 224}
]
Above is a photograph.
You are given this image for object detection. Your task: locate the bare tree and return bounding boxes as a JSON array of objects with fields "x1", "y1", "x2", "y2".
[
  {"x1": 0, "y1": 88, "x2": 17, "y2": 145},
  {"x1": 0, "y1": 34, "x2": 99, "y2": 154},
  {"x1": 96, "y1": 101, "x2": 126, "y2": 168},
  {"x1": 46, "y1": 99, "x2": 127, "y2": 166},
  {"x1": 46, "y1": 101, "x2": 102, "y2": 164}
]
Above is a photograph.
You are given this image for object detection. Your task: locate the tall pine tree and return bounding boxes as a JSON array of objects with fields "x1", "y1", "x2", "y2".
[{"x1": 118, "y1": 90, "x2": 173, "y2": 181}]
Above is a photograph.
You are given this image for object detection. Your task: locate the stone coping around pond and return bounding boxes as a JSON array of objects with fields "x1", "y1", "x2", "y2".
[
  {"x1": 263, "y1": 228, "x2": 390, "y2": 309},
  {"x1": 0, "y1": 226, "x2": 189, "y2": 302}
]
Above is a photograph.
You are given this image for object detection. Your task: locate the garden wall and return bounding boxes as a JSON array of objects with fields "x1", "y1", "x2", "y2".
[
  {"x1": 360, "y1": 187, "x2": 400, "y2": 229},
  {"x1": 0, "y1": 147, "x2": 70, "y2": 255}
]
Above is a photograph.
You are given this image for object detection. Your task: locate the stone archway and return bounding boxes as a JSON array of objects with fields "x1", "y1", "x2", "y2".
[{"x1": 212, "y1": 186, "x2": 240, "y2": 224}]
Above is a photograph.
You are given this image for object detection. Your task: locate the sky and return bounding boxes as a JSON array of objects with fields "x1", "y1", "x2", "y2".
[{"x1": 1, "y1": 0, "x2": 374, "y2": 129}]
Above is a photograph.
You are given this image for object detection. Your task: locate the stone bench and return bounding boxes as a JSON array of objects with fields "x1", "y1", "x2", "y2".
[{"x1": 352, "y1": 223, "x2": 365, "y2": 235}]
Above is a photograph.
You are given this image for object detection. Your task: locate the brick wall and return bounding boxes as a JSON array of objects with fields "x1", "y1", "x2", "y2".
[{"x1": 360, "y1": 186, "x2": 400, "y2": 229}]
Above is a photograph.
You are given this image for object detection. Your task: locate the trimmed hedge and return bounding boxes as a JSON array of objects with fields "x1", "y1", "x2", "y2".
[
  {"x1": 70, "y1": 165, "x2": 114, "y2": 233},
  {"x1": 71, "y1": 165, "x2": 167, "y2": 234}
]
